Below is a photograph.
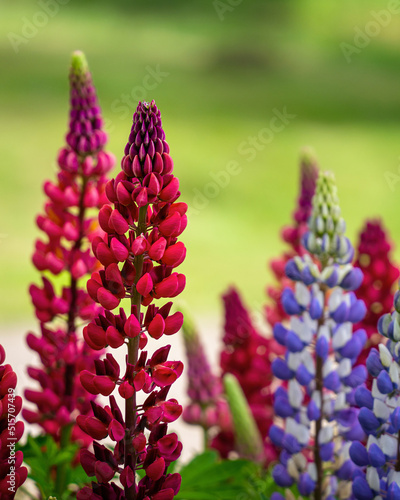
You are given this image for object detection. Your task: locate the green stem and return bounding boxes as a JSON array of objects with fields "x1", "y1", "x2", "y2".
[
  {"x1": 125, "y1": 205, "x2": 148, "y2": 500},
  {"x1": 55, "y1": 424, "x2": 72, "y2": 498},
  {"x1": 314, "y1": 257, "x2": 329, "y2": 500},
  {"x1": 56, "y1": 173, "x2": 88, "y2": 495}
]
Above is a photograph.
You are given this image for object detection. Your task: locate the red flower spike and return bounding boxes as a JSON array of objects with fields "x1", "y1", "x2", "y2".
[
  {"x1": 78, "y1": 100, "x2": 185, "y2": 498},
  {"x1": 26, "y1": 54, "x2": 114, "y2": 485}
]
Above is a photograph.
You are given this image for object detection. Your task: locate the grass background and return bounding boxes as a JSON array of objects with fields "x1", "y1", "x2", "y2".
[{"x1": 2, "y1": 0, "x2": 400, "y2": 324}]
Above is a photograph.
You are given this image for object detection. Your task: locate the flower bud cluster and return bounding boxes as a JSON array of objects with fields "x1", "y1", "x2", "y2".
[
  {"x1": 24, "y1": 51, "x2": 114, "y2": 445},
  {"x1": 266, "y1": 151, "x2": 318, "y2": 326},
  {"x1": 78, "y1": 100, "x2": 186, "y2": 499},
  {"x1": 270, "y1": 171, "x2": 367, "y2": 499},
  {"x1": 353, "y1": 220, "x2": 399, "y2": 365},
  {"x1": 350, "y1": 287, "x2": 400, "y2": 499}
]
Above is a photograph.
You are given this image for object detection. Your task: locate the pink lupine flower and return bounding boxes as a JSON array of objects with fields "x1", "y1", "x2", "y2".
[
  {"x1": 354, "y1": 219, "x2": 399, "y2": 365},
  {"x1": 214, "y1": 287, "x2": 278, "y2": 464},
  {"x1": 77, "y1": 100, "x2": 186, "y2": 499},
  {"x1": 181, "y1": 315, "x2": 231, "y2": 444},
  {"x1": 0, "y1": 345, "x2": 28, "y2": 498},
  {"x1": 24, "y1": 51, "x2": 114, "y2": 450},
  {"x1": 265, "y1": 150, "x2": 318, "y2": 327}
]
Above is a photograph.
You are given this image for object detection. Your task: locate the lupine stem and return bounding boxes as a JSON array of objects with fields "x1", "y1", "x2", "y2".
[
  {"x1": 125, "y1": 205, "x2": 148, "y2": 500},
  {"x1": 59, "y1": 176, "x2": 88, "y2": 495},
  {"x1": 314, "y1": 314, "x2": 324, "y2": 500},
  {"x1": 396, "y1": 430, "x2": 400, "y2": 471},
  {"x1": 314, "y1": 263, "x2": 328, "y2": 500}
]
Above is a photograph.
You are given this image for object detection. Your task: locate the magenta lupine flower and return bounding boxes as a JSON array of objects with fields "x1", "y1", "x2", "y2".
[
  {"x1": 0, "y1": 345, "x2": 28, "y2": 498},
  {"x1": 181, "y1": 315, "x2": 231, "y2": 443},
  {"x1": 353, "y1": 219, "x2": 399, "y2": 366},
  {"x1": 24, "y1": 51, "x2": 114, "y2": 447},
  {"x1": 214, "y1": 287, "x2": 277, "y2": 464},
  {"x1": 77, "y1": 100, "x2": 186, "y2": 499},
  {"x1": 266, "y1": 150, "x2": 318, "y2": 327}
]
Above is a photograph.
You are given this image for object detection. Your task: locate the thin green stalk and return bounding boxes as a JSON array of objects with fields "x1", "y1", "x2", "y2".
[{"x1": 125, "y1": 205, "x2": 148, "y2": 500}]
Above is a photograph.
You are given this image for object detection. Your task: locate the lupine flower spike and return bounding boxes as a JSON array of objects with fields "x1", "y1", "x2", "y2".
[
  {"x1": 0, "y1": 345, "x2": 27, "y2": 498},
  {"x1": 223, "y1": 373, "x2": 264, "y2": 462},
  {"x1": 350, "y1": 285, "x2": 400, "y2": 499},
  {"x1": 353, "y1": 220, "x2": 399, "y2": 366},
  {"x1": 215, "y1": 287, "x2": 277, "y2": 463},
  {"x1": 269, "y1": 171, "x2": 367, "y2": 500},
  {"x1": 266, "y1": 149, "x2": 318, "y2": 327},
  {"x1": 24, "y1": 50, "x2": 114, "y2": 472},
  {"x1": 181, "y1": 313, "x2": 231, "y2": 448},
  {"x1": 78, "y1": 100, "x2": 186, "y2": 499}
]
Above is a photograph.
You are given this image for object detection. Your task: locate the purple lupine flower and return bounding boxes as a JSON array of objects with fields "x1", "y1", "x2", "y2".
[
  {"x1": 269, "y1": 171, "x2": 367, "y2": 499},
  {"x1": 350, "y1": 286, "x2": 400, "y2": 499},
  {"x1": 181, "y1": 314, "x2": 231, "y2": 444}
]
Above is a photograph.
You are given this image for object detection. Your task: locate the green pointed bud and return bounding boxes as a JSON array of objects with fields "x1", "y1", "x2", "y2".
[
  {"x1": 223, "y1": 373, "x2": 264, "y2": 462},
  {"x1": 305, "y1": 171, "x2": 353, "y2": 264},
  {"x1": 71, "y1": 50, "x2": 89, "y2": 77}
]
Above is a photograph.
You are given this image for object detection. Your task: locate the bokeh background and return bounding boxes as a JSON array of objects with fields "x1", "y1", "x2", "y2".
[{"x1": 2, "y1": 0, "x2": 400, "y2": 458}]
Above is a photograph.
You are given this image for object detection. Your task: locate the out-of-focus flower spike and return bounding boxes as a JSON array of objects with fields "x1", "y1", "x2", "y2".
[{"x1": 223, "y1": 373, "x2": 264, "y2": 462}]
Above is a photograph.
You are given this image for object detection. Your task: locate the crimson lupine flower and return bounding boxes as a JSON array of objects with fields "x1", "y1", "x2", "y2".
[
  {"x1": 214, "y1": 287, "x2": 277, "y2": 463},
  {"x1": 77, "y1": 100, "x2": 186, "y2": 499},
  {"x1": 0, "y1": 345, "x2": 28, "y2": 498},
  {"x1": 24, "y1": 51, "x2": 114, "y2": 447},
  {"x1": 354, "y1": 219, "x2": 399, "y2": 365},
  {"x1": 266, "y1": 150, "x2": 318, "y2": 327},
  {"x1": 181, "y1": 315, "x2": 231, "y2": 444}
]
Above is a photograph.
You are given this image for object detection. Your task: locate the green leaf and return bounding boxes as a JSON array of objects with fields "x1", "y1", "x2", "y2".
[{"x1": 176, "y1": 452, "x2": 260, "y2": 500}]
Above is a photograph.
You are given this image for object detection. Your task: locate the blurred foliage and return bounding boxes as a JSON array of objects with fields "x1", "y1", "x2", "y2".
[
  {"x1": 2, "y1": 0, "x2": 400, "y2": 321},
  {"x1": 17, "y1": 433, "x2": 89, "y2": 499}
]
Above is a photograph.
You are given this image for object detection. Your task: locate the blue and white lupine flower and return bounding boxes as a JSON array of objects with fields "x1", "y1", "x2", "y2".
[
  {"x1": 270, "y1": 171, "x2": 367, "y2": 500},
  {"x1": 350, "y1": 287, "x2": 400, "y2": 500}
]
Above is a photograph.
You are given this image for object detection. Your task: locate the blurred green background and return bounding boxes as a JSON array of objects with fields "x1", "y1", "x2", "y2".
[{"x1": 2, "y1": 0, "x2": 400, "y2": 324}]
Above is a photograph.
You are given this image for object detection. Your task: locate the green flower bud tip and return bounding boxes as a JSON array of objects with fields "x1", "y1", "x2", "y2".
[
  {"x1": 71, "y1": 50, "x2": 88, "y2": 76},
  {"x1": 223, "y1": 373, "x2": 264, "y2": 462}
]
